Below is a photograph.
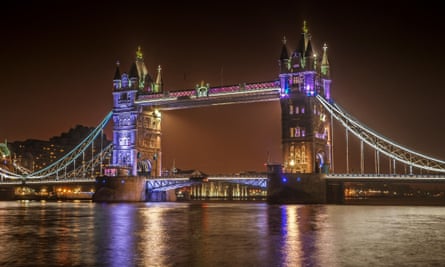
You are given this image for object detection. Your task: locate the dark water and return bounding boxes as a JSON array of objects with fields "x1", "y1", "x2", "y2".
[{"x1": 0, "y1": 201, "x2": 444, "y2": 267}]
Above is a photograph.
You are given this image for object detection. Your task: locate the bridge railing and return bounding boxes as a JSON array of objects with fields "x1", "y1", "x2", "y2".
[
  {"x1": 326, "y1": 173, "x2": 445, "y2": 179},
  {"x1": 137, "y1": 81, "x2": 280, "y2": 101}
]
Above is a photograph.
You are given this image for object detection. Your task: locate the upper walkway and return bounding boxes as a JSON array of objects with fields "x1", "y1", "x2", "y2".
[{"x1": 135, "y1": 81, "x2": 280, "y2": 110}]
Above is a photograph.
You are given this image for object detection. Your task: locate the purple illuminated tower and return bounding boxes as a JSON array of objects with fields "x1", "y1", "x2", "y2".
[
  {"x1": 106, "y1": 47, "x2": 163, "y2": 177},
  {"x1": 110, "y1": 60, "x2": 139, "y2": 176},
  {"x1": 279, "y1": 21, "x2": 332, "y2": 174}
]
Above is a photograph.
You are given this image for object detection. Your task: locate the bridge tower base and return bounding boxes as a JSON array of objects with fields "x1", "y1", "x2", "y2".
[
  {"x1": 93, "y1": 176, "x2": 147, "y2": 202},
  {"x1": 149, "y1": 190, "x2": 177, "y2": 202},
  {"x1": 266, "y1": 164, "x2": 326, "y2": 204}
]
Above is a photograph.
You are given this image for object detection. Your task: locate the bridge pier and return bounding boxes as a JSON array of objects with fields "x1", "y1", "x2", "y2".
[
  {"x1": 267, "y1": 164, "x2": 326, "y2": 204},
  {"x1": 326, "y1": 181, "x2": 344, "y2": 204},
  {"x1": 0, "y1": 187, "x2": 16, "y2": 200},
  {"x1": 93, "y1": 176, "x2": 147, "y2": 202},
  {"x1": 149, "y1": 189, "x2": 177, "y2": 201}
]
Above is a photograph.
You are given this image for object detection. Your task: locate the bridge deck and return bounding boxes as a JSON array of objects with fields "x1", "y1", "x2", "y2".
[{"x1": 135, "y1": 81, "x2": 280, "y2": 110}]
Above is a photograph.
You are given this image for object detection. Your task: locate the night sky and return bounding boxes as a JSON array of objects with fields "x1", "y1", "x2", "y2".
[{"x1": 1, "y1": 1, "x2": 444, "y2": 174}]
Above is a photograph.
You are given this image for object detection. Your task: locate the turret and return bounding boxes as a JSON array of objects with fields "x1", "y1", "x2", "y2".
[
  {"x1": 135, "y1": 46, "x2": 150, "y2": 90},
  {"x1": 291, "y1": 20, "x2": 316, "y2": 71},
  {"x1": 321, "y1": 43, "x2": 330, "y2": 78},
  {"x1": 129, "y1": 62, "x2": 139, "y2": 89},
  {"x1": 153, "y1": 65, "x2": 163, "y2": 93},
  {"x1": 279, "y1": 36, "x2": 289, "y2": 74},
  {"x1": 321, "y1": 43, "x2": 331, "y2": 99},
  {"x1": 304, "y1": 39, "x2": 315, "y2": 70},
  {"x1": 113, "y1": 61, "x2": 121, "y2": 90}
]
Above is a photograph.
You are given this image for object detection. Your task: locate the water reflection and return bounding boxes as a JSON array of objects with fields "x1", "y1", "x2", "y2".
[
  {"x1": 0, "y1": 202, "x2": 444, "y2": 266},
  {"x1": 267, "y1": 205, "x2": 330, "y2": 266},
  {"x1": 93, "y1": 203, "x2": 139, "y2": 267}
]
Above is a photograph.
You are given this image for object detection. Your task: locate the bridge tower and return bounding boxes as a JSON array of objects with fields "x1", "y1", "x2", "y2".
[
  {"x1": 136, "y1": 64, "x2": 163, "y2": 177},
  {"x1": 278, "y1": 21, "x2": 332, "y2": 174},
  {"x1": 110, "y1": 59, "x2": 139, "y2": 175},
  {"x1": 109, "y1": 47, "x2": 163, "y2": 177},
  {"x1": 94, "y1": 47, "x2": 156, "y2": 202}
]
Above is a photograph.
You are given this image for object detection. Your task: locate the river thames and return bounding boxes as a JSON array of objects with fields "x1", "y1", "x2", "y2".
[{"x1": 0, "y1": 201, "x2": 444, "y2": 266}]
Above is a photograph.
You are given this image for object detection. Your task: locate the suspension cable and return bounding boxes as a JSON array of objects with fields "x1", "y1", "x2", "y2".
[{"x1": 317, "y1": 95, "x2": 445, "y2": 173}]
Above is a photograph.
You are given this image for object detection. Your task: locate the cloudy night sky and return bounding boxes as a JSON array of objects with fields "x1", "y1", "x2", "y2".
[{"x1": 1, "y1": 1, "x2": 444, "y2": 173}]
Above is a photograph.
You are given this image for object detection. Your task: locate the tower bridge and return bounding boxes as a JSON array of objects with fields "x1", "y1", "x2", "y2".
[{"x1": 2, "y1": 21, "x2": 445, "y2": 204}]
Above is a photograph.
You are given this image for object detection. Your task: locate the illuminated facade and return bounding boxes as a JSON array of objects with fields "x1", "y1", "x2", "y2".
[
  {"x1": 110, "y1": 22, "x2": 331, "y2": 177},
  {"x1": 279, "y1": 21, "x2": 332, "y2": 173},
  {"x1": 0, "y1": 141, "x2": 11, "y2": 169},
  {"x1": 110, "y1": 47, "x2": 163, "y2": 176}
]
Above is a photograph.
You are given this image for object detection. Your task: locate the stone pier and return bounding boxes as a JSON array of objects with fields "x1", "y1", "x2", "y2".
[{"x1": 93, "y1": 176, "x2": 147, "y2": 202}]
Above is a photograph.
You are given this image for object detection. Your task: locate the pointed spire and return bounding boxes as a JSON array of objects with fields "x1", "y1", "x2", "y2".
[
  {"x1": 321, "y1": 43, "x2": 330, "y2": 77},
  {"x1": 129, "y1": 62, "x2": 138, "y2": 78},
  {"x1": 321, "y1": 43, "x2": 329, "y2": 65},
  {"x1": 113, "y1": 61, "x2": 122, "y2": 90},
  {"x1": 304, "y1": 39, "x2": 313, "y2": 58},
  {"x1": 280, "y1": 36, "x2": 289, "y2": 60},
  {"x1": 113, "y1": 60, "x2": 121, "y2": 80},
  {"x1": 155, "y1": 65, "x2": 162, "y2": 85},
  {"x1": 153, "y1": 65, "x2": 163, "y2": 93},
  {"x1": 296, "y1": 32, "x2": 306, "y2": 55},
  {"x1": 136, "y1": 45, "x2": 143, "y2": 60},
  {"x1": 302, "y1": 20, "x2": 308, "y2": 34}
]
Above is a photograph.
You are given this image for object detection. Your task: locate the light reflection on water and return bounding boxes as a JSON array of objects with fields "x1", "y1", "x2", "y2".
[{"x1": 0, "y1": 201, "x2": 444, "y2": 266}]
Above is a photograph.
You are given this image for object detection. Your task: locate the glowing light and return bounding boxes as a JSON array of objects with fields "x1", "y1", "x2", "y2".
[
  {"x1": 153, "y1": 109, "x2": 161, "y2": 118},
  {"x1": 289, "y1": 159, "x2": 295, "y2": 166},
  {"x1": 136, "y1": 46, "x2": 143, "y2": 59}
]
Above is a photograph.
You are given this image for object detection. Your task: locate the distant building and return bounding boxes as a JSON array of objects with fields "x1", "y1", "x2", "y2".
[
  {"x1": 8, "y1": 125, "x2": 111, "y2": 172},
  {"x1": 0, "y1": 140, "x2": 11, "y2": 169}
]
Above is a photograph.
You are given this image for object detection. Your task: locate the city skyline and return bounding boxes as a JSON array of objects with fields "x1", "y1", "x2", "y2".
[{"x1": 2, "y1": 2, "x2": 444, "y2": 173}]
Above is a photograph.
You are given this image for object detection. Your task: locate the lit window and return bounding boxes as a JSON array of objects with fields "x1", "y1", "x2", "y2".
[{"x1": 295, "y1": 127, "x2": 301, "y2": 137}]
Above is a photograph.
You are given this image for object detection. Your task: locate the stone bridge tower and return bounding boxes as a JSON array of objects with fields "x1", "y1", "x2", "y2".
[
  {"x1": 110, "y1": 60, "x2": 138, "y2": 176},
  {"x1": 107, "y1": 47, "x2": 163, "y2": 177},
  {"x1": 278, "y1": 21, "x2": 332, "y2": 174}
]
